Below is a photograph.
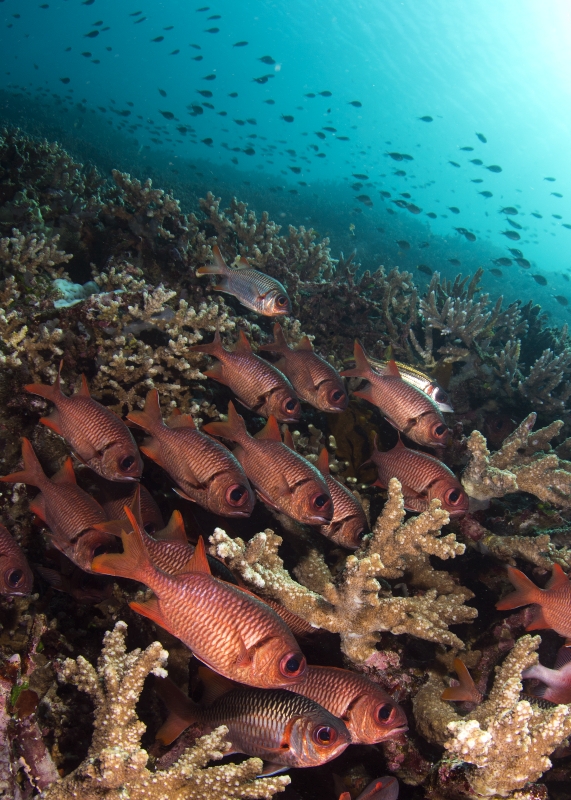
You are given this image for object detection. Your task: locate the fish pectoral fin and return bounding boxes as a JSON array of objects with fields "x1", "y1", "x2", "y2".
[
  {"x1": 258, "y1": 762, "x2": 290, "y2": 777},
  {"x1": 139, "y1": 438, "x2": 166, "y2": 468},
  {"x1": 235, "y1": 633, "x2": 253, "y2": 668},
  {"x1": 39, "y1": 410, "x2": 64, "y2": 435},
  {"x1": 93, "y1": 519, "x2": 127, "y2": 537},
  {"x1": 173, "y1": 487, "x2": 197, "y2": 503},
  {"x1": 204, "y1": 361, "x2": 229, "y2": 386},
  {"x1": 51, "y1": 457, "x2": 77, "y2": 485},
  {"x1": 154, "y1": 510, "x2": 187, "y2": 543},
  {"x1": 130, "y1": 596, "x2": 174, "y2": 634},
  {"x1": 198, "y1": 666, "x2": 236, "y2": 703},
  {"x1": 212, "y1": 279, "x2": 230, "y2": 292},
  {"x1": 30, "y1": 494, "x2": 47, "y2": 521},
  {"x1": 525, "y1": 606, "x2": 550, "y2": 632},
  {"x1": 155, "y1": 711, "x2": 193, "y2": 746},
  {"x1": 352, "y1": 386, "x2": 374, "y2": 402},
  {"x1": 401, "y1": 484, "x2": 425, "y2": 499}
]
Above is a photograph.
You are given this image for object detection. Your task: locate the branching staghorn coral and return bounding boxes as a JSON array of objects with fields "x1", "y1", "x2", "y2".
[
  {"x1": 462, "y1": 412, "x2": 571, "y2": 507},
  {"x1": 413, "y1": 635, "x2": 571, "y2": 798},
  {"x1": 42, "y1": 621, "x2": 289, "y2": 800},
  {"x1": 210, "y1": 478, "x2": 475, "y2": 665}
]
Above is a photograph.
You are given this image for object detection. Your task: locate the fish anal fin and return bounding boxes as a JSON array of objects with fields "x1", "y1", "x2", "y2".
[
  {"x1": 255, "y1": 415, "x2": 282, "y2": 442},
  {"x1": 173, "y1": 487, "x2": 197, "y2": 503},
  {"x1": 30, "y1": 494, "x2": 47, "y2": 521},
  {"x1": 140, "y1": 438, "x2": 165, "y2": 468},
  {"x1": 184, "y1": 537, "x2": 211, "y2": 574},
  {"x1": 316, "y1": 447, "x2": 330, "y2": 475},
  {"x1": 130, "y1": 596, "x2": 172, "y2": 632},
  {"x1": 77, "y1": 374, "x2": 91, "y2": 397},
  {"x1": 198, "y1": 666, "x2": 236, "y2": 704},
  {"x1": 51, "y1": 457, "x2": 77, "y2": 485},
  {"x1": 526, "y1": 606, "x2": 551, "y2": 632},
  {"x1": 234, "y1": 329, "x2": 252, "y2": 353},
  {"x1": 204, "y1": 361, "x2": 228, "y2": 384},
  {"x1": 546, "y1": 563, "x2": 570, "y2": 592},
  {"x1": 296, "y1": 335, "x2": 313, "y2": 352},
  {"x1": 40, "y1": 411, "x2": 63, "y2": 435},
  {"x1": 282, "y1": 428, "x2": 295, "y2": 450},
  {"x1": 155, "y1": 510, "x2": 187, "y2": 543}
]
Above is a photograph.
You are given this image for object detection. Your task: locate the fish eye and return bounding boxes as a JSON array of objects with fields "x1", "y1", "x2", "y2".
[
  {"x1": 312, "y1": 725, "x2": 338, "y2": 746},
  {"x1": 225, "y1": 484, "x2": 249, "y2": 506},
  {"x1": 330, "y1": 389, "x2": 345, "y2": 402},
  {"x1": 284, "y1": 398, "x2": 298, "y2": 413},
  {"x1": 355, "y1": 528, "x2": 367, "y2": 542},
  {"x1": 276, "y1": 295, "x2": 288, "y2": 307},
  {"x1": 144, "y1": 523, "x2": 157, "y2": 535},
  {"x1": 446, "y1": 488, "x2": 462, "y2": 505},
  {"x1": 279, "y1": 651, "x2": 306, "y2": 678},
  {"x1": 376, "y1": 703, "x2": 395, "y2": 723},
  {"x1": 6, "y1": 568, "x2": 24, "y2": 588},
  {"x1": 119, "y1": 455, "x2": 136, "y2": 472},
  {"x1": 435, "y1": 388, "x2": 448, "y2": 404},
  {"x1": 434, "y1": 424, "x2": 448, "y2": 437},
  {"x1": 92, "y1": 544, "x2": 108, "y2": 558},
  {"x1": 312, "y1": 493, "x2": 330, "y2": 510}
]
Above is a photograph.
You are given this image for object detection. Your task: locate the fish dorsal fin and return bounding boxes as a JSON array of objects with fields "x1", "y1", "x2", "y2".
[
  {"x1": 155, "y1": 510, "x2": 187, "y2": 543},
  {"x1": 198, "y1": 666, "x2": 236, "y2": 704},
  {"x1": 154, "y1": 676, "x2": 197, "y2": 745},
  {"x1": 166, "y1": 409, "x2": 196, "y2": 429},
  {"x1": 383, "y1": 359, "x2": 402, "y2": 378},
  {"x1": 127, "y1": 484, "x2": 144, "y2": 526},
  {"x1": 234, "y1": 329, "x2": 252, "y2": 353},
  {"x1": 255, "y1": 415, "x2": 282, "y2": 442},
  {"x1": 441, "y1": 658, "x2": 482, "y2": 703},
  {"x1": 546, "y1": 563, "x2": 570, "y2": 592},
  {"x1": 393, "y1": 433, "x2": 406, "y2": 449},
  {"x1": 203, "y1": 402, "x2": 249, "y2": 444},
  {"x1": 77, "y1": 374, "x2": 91, "y2": 397},
  {"x1": 554, "y1": 645, "x2": 571, "y2": 671},
  {"x1": 296, "y1": 335, "x2": 313, "y2": 352},
  {"x1": 316, "y1": 447, "x2": 330, "y2": 475},
  {"x1": 51, "y1": 457, "x2": 77, "y2": 485},
  {"x1": 340, "y1": 340, "x2": 372, "y2": 380},
  {"x1": 212, "y1": 244, "x2": 230, "y2": 272},
  {"x1": 237, "y1": 256, "x2": 251, "y2": 270},
  {"x1": 127, "y1": 389, "x2": 164, "y2": 433},
  {"x1": 184, "y1": 537, "x2": 211, "y2": 574},
  {"x1": 282, "y1": 428, "x2": 295, "y2": 450},
  {"x1": 91, "y1": 504, "x2": 150, "y2": 579}
]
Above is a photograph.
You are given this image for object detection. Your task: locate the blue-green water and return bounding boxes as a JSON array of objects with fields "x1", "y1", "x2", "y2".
[{"x1": 3, "y1": 0, "x2": 571, "y2": 321}]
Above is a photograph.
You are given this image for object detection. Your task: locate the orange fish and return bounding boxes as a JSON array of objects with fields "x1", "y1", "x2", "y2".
[
  {"x1": 196, "y1": 244, "x2": 292, "y2": 316},
  {"x1": 285, "y1": 665, "x2": 407, "y2": 745},
  {"x1": 0, "y1": 439, "x2": 118, "y2": 572},
  {"x1": 313, "y1": 447, "x2": 368, "y2": 548},
  {"x1": 127, "y1": 390, "x2": 255, "y2": 517},
  {"x1": 0, "y1": 523, "x2": 33, "y2": 596},
  {"x1": 496, "y1": 564, "x2": 571, "y2": 640},
  {"x1": 92, "y1": 508, "x2": 307, "y2": 688},
  {"x1": 522, "y1": 646, "x2": 571, "y2": 705},
  {"x1": 204, "y1": 403, "x2": 332, "y2": 525},
  {"x1": 25, "y1": 365, "x2": 142, "y2": 482},
  {"x1": 258, "y1": 323, "x2": 348, "y2": 412},
  {"x1": 370, "y1": 436, "x2": 468, "y2": 515},
  {"x1": 190, "y1": 329, "x2": 301, "y2": 423},
  {"x1": 155, "y1": 668, "x2": 350, "y2": 771},
  {"x1": 341, "y1": 342, "x2": 449, "y2": 448},
  {"x1": 441, "y1": 658, "x2": 483, "y2": 704}
]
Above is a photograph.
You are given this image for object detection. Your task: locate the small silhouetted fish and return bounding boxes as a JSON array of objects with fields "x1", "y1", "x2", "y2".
[
  {"x1": 197, "y1": 90, "x2": 213, "y2": 97},
  {"x1": 392, "y1": 200, "x2": 408, "y2": 208},
  {"x1": 460, "y1": 146, "x2": 474, "y2": 151},
  {"x1": 282, "y1": 115, "x2": 294, "y2": 122},
  {"x1": 196, "y1": 6, "x2": 209, "y2": 10},
  {"x1": 234, "y1": 119, "x2": 245, "y2": 125},
  {"x1": 85, "y1": 30, "x2": 99, "y2": 37},
  {"x1": 426, "y1": 212, "x2": 437, "y2": 219},
  {"x1": 81, "y1": 51, "x2": 91, "y2": 57},
  {"x1": 357, "y1": 194, "x2": 372, "y2": 204},
  {"x1": 387, "y1": 152, "x2": 403, "y2": 161},
  {"x1": 338, "y1": 136, "x2": 350, "y2": 140},
  {"x1": 553, "y1": 214, "x2": 563, "y2": 219},
  {"x1": 394, "y1": 170, "x2": 406, "y2": 176},
  {"x1": 471, "y1": 179, "x2": 484, "y2": 183},
  {"x1": 319, "y1": 91, "x2": 332, "y2": 96},
  {"x1": 202, "y1": 138, "x2": 213, "y2": 146},
  {"x1": 532, "y1": 274, "x2": 547, "y2": 285},
  {"x1": 476, "y1": 132, "x2": 487, "y2": 143},
  {"x1": 448, "y1": 206, "x2": 460, "y2": 214},
  {"x1": 501, "y1": 206, "x2": 518, "y2": 215},
  {"x1": 40, "y1": 4, "x2": 49, "y2": 9},
  {"x1": 515, "y1": 258, "x2": 531, "y2": 268},
  {"x1": 479, "y1": 191, "x2": 493, "y2": 198},
  {"x1": 228, "y1": 92, "x2": 238, "y2": 97},
  {"x1": 563, "y1": 274, "x2": 570, "y2": 282},
  {"x1": 233, "y1": 41, "x2": 248, "y2": 46},
  {"x1": 419, "y1": 242, "x2": 430, "y2": 248},
  {"x1": 151, "y1": 36, "x2": 164, "y2": 42},
  {"x1": 305, "y1": 93, "x2": 316, "y2": 98},
  {"x1": 449, "y1": 161, "x2": 460, "y2": 167},
  {"x1": 205, "y1": 27, "x2": 219, "y2": 33},
  {"x1": 470, "y1": 159, "x2": 483, "y2": 165},
  {"x1": 487, "y1": 165, "x2": 502, "y2": 173},
  {"x1": 82, "y1": 0, "x2": 94, "y2": 4},
  {"x1": 134, "y1": 16, "x2": 146, "y2": 23},
  {"x1": 493, "y1": 258, "x2": 512, "y2": 266},
  {"x1": 160, "y1": 110, "x2": 175, "y2": 119},
  {"x1": 407, "y1": 203, "x2": 422, "y2": 214},
  {"x1": 130, "y1": 11, "x2": 142, "y2": 16},
  {"x1": 253, "y1": 75, "x2": 273, "y2": 84},
  {"x1": 507, "y1": 219, "x2": 522, "y2": 230},
  {"x1": 246, "y1": 118, "x2": 256, "y2": 124},
  {"x1": 192, "y1": 55, "x2": 203, "y2": 60},
  {"x1": 554, "y1": 295, "x2": 569, "y2": 306},
  {"x1": 208, "y1": 14, "x2": 221, "y2": 19},
  {"x1": 465, "y1": 231, "x2": 476, "y2": 242},
  {"x1": 323, "y1": 126, "x2": 336, "y2": 132},
  {"x1": 501, "y1": 230, "x2": 520, "y2": 241},
  {"x1": 509, "y1": 248, "x2": 523, "y2": 257},
  {"x1": 353, "y1": 174, "x2": 368, "y2": 180},
  {"x1": 243, "y1": 147, "x2": 255, "y2": 155},
  {"x1": 401, "y1": 154, "x2": 413, "y2": 161},
  {"x1": 263, "y1": 99, "x2": 275, "y2": 104},
  {"x1": 349, "y1": 100, "x2": 362, "y2": 107},
  {"x1": 396, "y1": 240, "x2": 410, "y2": 249},
  {"x1": 380, "y1": 191, "x2": 391, "y2": 198},
  {"x1": 563, "y1": 224, "x2": 571, "y2": 230},
  {"x1": 449, "y1": 259, "x2": 461, "y2": 266},
  {"x1": 418, "y1": 115, "x2": 433, "y2": 122},
  {"x1": 164, "y1": 25, "x2": 174, "y2": 29},
  {"x1": 203, "y1": 74, "x2": 216, "y2": 80},
  {"x1": 401, "y1": 193, "x2": 411, "y2": 199},
  {"x1": 259, "y1": 55, "x2": 275, "y2": 64},
  {"x1": 490, "y1": 268, "x2": 503, "y2": 277},
  {"x1": 289, "y1": 166, "x2": 301, "y2": 174},
  {"x1": 544, "y1": 177, "x2": 556, "y2": 181},
  {"x1": 190, "y1": 43, "x2": 201, "y2": 49},
  {"x1": 60, "y1": 77, "x2": 70, "y2": 83},
  {"x1": 552, "y1": 192, "x2": 563, "y2": 197},
  {"x1": 531, "y1": 212, "x2": 542, "y2": 218},
  {"x1": 158, "y1": 88, "x2": 167, "y2": 97},
  {"x1": 417, "y1": 264, "x2": 432, "y2": 275},
  {"x1": 315, "y1": 131, "x2": 326, "y2": 139}
]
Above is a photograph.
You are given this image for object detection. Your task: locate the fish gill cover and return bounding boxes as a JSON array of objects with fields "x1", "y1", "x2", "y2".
[{"x1": 1, "y1": 1, "x2": 571, "y2": 799}]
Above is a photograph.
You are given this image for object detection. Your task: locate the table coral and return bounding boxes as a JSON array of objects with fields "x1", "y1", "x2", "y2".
[
  {"x1": 41, "y1": 621, "x2": 289, "y2": 800},
  {"x1": 413, "y1": 635, "x2": 571, "y2": 798},
  {"x1": 210, "y1": 478, "x2": 476, "y2": 665},
  {"x1": 462, "y1": 412, "x2": 571, "y2": 507}
]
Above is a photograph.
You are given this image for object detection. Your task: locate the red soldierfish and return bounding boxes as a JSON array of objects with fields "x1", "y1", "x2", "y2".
[
  {"x1": 155, "y1": 669, "x2": 350, "y2": 771},
  {"x1": 258, "y1": 323, "x2": 348, "y2": 412},
  {"x1": 204, "y1": 403, "x2": 332, "y2": 525},
  {"x1": 496, "y1": 564, "x2": 571, "y2": 640},
  {"x1": 190, "y1": 329, "x2": 301, "y2": 423},
  {"x1": 285, "y1": 665, "x2": 407, "y2": 745},
  {"x1": 339, "y1": 776, "x2": 399, "y2": 800},
  {"x1": 127, "y1": 390, "x2": 255, "y2": 517},
  {"x1": 0, "y1": 439, "x2": 118, "y2": 572},
  {"x1": 341, "y1": 341, "x2": 449, "y2": 449},
  {"x1": 0, "y1": 523, "x2": 33, "y2": 596},
  {"x1": 522, "y1": 646, "x2": 571, "y2": 705},
  {"x1": 196, "y1": 244, "x2": 292, "y2": 316},
  {"x1": 370, "y1": 437, "x2": 468, "y2": 516},
  {"x1": 91, "y1": 508, "x2": 307, "y2": 688},
  {"x1": 441, "y1": 658, "x2": 483, "y2": 704},
  {"x1": 25, "y1": 365, "x2": 142, "y2": 482}
]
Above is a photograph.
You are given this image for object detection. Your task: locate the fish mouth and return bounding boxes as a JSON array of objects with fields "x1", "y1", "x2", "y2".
[
  {"x1": 384, "y1": 726, "x2": 409, "y2": 740},
  {"x1": 112, "y1": 475, "x2": 141, "y2": 483}
]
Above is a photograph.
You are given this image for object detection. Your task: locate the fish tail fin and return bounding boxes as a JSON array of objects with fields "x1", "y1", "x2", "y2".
[
  {"x1": 91, "y1": 505, "x2": 152, "y2": 581},
  {"x1": 195, "y1": 244, "x2": 230, "y2": 277},
  {"x1": 441, "y1": 658, "x2": 482, "y2": 703},
  {"x1": 496, "y1": 566, "x2": 541, "y2": 610},
  {"x1": 340, "y1": 340, "x2": 373, "y2": 379},
  {"x1": 258, "y1": 322, "x2": 289, "y2": 354},
  {"x1": 126, "y1": 389, "x2": 164, "y2": 433},
  {"x1": 203, "y1": 401, "x2": 249, "y2": 444},
  {"x1": 188, "y1": 328, "x2": 224, "y2": 357},
  {"x1": 155, "y1": 677, "x2": 200, "y2": 745},
  {"x1": 0, "y1": 438, "x2": 46, "y2": 488},
  {"x1": 24, "y1": 360, "x2": 64, "y2": 403}
]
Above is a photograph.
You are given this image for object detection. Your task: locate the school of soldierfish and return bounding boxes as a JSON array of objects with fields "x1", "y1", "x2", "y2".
[{"x1": 2, "y1": 246, "x2": 570, "y2": 786}]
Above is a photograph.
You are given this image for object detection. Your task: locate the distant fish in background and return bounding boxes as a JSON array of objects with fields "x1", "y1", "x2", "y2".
[
  {"x1": 417, "y1": 264, "x2": 432, "y2": 276},
  {"x1": 486, "y1": 164, "x2": 502, "y2": 173},
  {"x1": 418, "y1": 115, "x2": 433, "y2": 122},
  {"x1": 490, "y1": 268, "x2": 503, "y2": 277},
  {"x1": 492, "y1": 258, "x2": 512, "y2": 266},
  {"x1": 554, "y1": 295, "x2": 569, "y2": 306},
  {"x1": 0, "y1": 523, "x2": 33, "y2": 596},
  {"x1": 532, "y1": 274, "x2": 547, "y2": 285},
  {"x1": 196, "y1": 244, "x2": 291, "y2": 316},
  {"x1": 508, "y1": 248, "x2": 524, "y2": 257},
  {"x1": 496, "y1": 564, "x2": 571, "y2": 640},
  {"x1": 501, "y1": 206, "x2": 518, "y2": 215},
  {"x1": 522, "y1": 645, "x2": 571, "y2": 704},
  {"x1": 516, "y1": 258, "x2": 531, "y2": 268},
  {"x1": 476, "y1": 132, "x2": 487, "y2": 143},
  {"x1": 479, "y1": 191, "x2": 493, "y2": 198}
]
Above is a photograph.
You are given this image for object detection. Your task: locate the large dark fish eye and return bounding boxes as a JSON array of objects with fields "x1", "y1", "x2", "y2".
[
  {"x1": 312, "y1": 493, "x2": 330, "y2": 510},
  {"x1": 92, "y1": 544, "x2": 108, "y2": 558},
  {"x1": 119, "y1": 455, "x2": 136, "y2": 472},
  {"x1": 434, "y1": 388, "x2": 449, "y2": 404},
  {"x1": 331, "y1": 390, "x2": 345, "y2": 402},
  {"x1": 434, "y1": 424, "x2": 447, "y2": 436},
  {"x1": 144, "y1": 523, "x2": 157, "y2": 535},
  {"x1": 226, "y1": 484, "x2": 249, "y2": 506},
  {"x1": 446, "y1": 489, "x2": 461, "y2": 504},
  {"x1": 312, "y1": 725, "x2": 337, "y2": 746},
  {"x1": 6, "y1": 568, "x2": 24, "y2": 588},
  {"x1": 279, "y1": 651, "x2": 306, "y2": 678},
  {"x1": 377, "y1": 703, "x2": 395, "y2": 723},
  {"x1": 276, "y1": 295, "x2": 288, "y2": 307},
  {"x1": 284, "y1": 398, "x2": 297, "y2": 412},
  {"x1": 355, "y1": 528, "x2": 367, "y2": 542}
]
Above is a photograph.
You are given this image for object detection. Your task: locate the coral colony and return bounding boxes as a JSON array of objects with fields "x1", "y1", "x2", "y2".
[{"x1": 3, "y1": 126, "x2": 571, "y2": 800}]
